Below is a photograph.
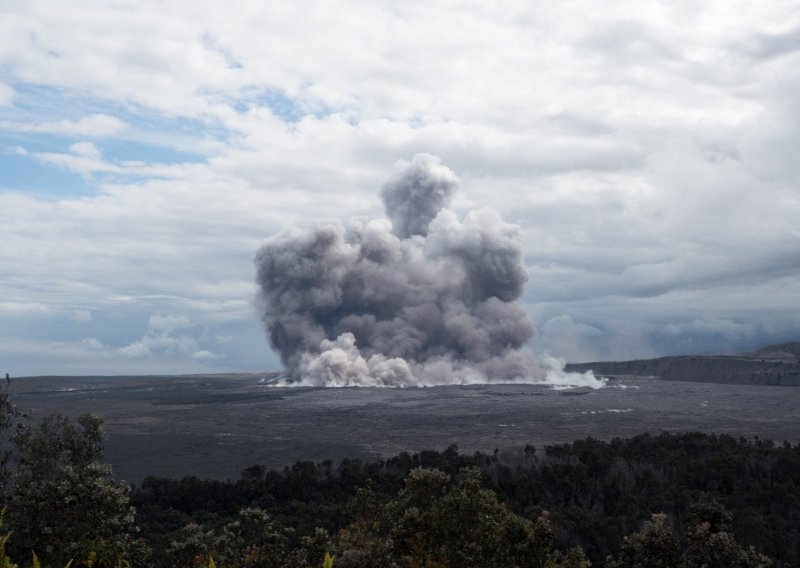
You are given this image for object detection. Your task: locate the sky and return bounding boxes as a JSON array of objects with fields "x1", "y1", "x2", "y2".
[{"x1": 1, "y1": 0, "x2": 799, "y2": 376}]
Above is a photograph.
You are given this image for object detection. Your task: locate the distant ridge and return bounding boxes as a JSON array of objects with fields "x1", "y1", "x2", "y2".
[
  {"x1": 745, "y1": 342, "x2": 800, "y2": 362},
  {"x1": 565, "y1": 341, "x2": 800, "y2": 386}
]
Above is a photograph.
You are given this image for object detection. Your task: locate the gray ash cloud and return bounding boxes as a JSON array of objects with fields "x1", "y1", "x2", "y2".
[{"x1": 254, "y1": 154, "x2": 602, "y2": 387}]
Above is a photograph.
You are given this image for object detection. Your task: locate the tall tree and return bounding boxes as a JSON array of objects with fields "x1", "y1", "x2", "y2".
[{"x1": 8, "y1": 412, "x2": 150, "y2": 566}]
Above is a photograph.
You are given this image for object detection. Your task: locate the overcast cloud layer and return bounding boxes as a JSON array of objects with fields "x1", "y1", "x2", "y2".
[{"x1": 1, "y1": 1, "x2": 799, "y2": 376}]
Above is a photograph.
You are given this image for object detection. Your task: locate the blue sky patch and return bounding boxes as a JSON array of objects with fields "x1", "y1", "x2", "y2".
[{"x1": 0, "y1": 144, "x2": 93, "y2": 198}]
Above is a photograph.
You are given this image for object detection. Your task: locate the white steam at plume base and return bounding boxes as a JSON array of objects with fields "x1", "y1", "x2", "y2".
[{"x1": 255, "y1": 154, "x2": 602, "y2": 388}]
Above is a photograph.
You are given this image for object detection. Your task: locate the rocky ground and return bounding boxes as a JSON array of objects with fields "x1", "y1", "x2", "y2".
[{"x1": 9, "y1": 370, "x2": 800, "y2": 483}]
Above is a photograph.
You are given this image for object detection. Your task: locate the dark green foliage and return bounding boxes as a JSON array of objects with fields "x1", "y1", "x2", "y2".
[
  {"x1": 158, "y1": 466, "x2": 588, "y2": 567},
  {"x1": 606, "y1": 513, "x2": 681, "y2": 568},
  {"x1": 168, "y1": 507, "x2": 310, "y2": 568},
  {"x1": 134, "y1": 434, "x2": 797, "y2": 567},
  {"x1": 491, "y1": 433, "x2": 800, "y2": 565},
  {"x1": 0, "y1": 384, "x2": 149, "y2": 567},
  {"x1": 0, "y1": 377, "x2": 19, "y2": 504},
  {"x1": 606, "y1": 504, "x2": 774, "y2": 568},
  {"x1": 680, "y1": 496, "x2": 773, "y2": 568},
  {"x1": 332, "y1": 466, "x2": 589, "y2": 568}
]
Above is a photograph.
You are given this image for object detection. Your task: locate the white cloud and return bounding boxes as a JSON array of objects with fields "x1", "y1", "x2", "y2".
[
  {"x1": 80, "y1": 337, "x2": 105, "y2": 350},
  {"x1": 30, "y1": 142, "x2": 203, "y2": 179},
  {"x1": 0, "y1": 82, "x2": 13, "y2": 106},
  {"x1": 1, "y1": 113, "x2": 125, "y2": 137},
  {"x1": 70, "y1": 309, "x2": 92, "y2": 322},
  {"x1": 42, "y1": 337, "x2": 115, "y2": 362},
  {"x1": 115, "y1": 314, "x2": 223, "y2": 365},
  {"x1": 32, "y1": 143, "x2": 109, "y2": 176},
  {"x1": 117, "y1": 341, "x2": 150, "y2": 359},
  {"x1": 191, "y1": 349, "x2": 219, "y2": 362},
  {"x1": 70, "y1": 141, "x2": 102, "y2": 158},
  {"x1": 148, "y1": 314, "x2": 192, "y2": 332},
  {"x1": 119, "y1": 329, "x2": 198, "y2": 359},
  {"x1": 0, "y1": 302, "x2": 49, "y2": 315}
]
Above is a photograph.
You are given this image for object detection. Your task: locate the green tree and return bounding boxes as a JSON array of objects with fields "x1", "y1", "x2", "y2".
[
  {"x1": 683, "y1": 521, "x2": 772, "y2": 568},
  {"x1": 607, "y1": 505, "x2": 773, "y2": 568},
  {"x1": 0, "y1": 376, "x2": 19, "y2": 504},
  {"x1": 168, "y1": 523, "x2": 215, "y2": 568},
  {"x1": 211, "y1": 507, "x2": 292, "y2": 567},
  {"x1": 606, "y1": 513, "x2": 680, "y2": 568},
  {"x1": 169, "y1": 508, "x2": 308, "y2": 568},
  {"x1": 335, "y1": 466, "x2": 589, "y2": 568},
  {"x1": 8, "y1": 413, "x2": 149, "y2": 566},
  {"x1": 331, "y1": 484, "x2": 395, "y2": 568},
  {"x1": 682, "y1": 497, "x2": 772, "y2": 568}
]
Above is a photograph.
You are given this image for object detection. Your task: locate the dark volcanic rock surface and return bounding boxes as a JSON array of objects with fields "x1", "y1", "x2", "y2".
[{"x1": 9, "y1": 371, "x2": 800, "y2": 483}]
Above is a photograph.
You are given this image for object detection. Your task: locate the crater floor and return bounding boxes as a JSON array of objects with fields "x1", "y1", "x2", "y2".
[{"x1": 10, "y1": 374, "x2": 800, "y2": 483}]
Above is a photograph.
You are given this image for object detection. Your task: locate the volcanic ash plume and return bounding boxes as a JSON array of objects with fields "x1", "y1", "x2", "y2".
[{"x1": 254, "y1": 154, "x2": 603, "y2": 388}]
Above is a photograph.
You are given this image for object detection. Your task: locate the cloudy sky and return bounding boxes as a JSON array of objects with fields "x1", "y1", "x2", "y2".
[{"x1": 1, "y1": 1, "x2": 799, "y2": 376}]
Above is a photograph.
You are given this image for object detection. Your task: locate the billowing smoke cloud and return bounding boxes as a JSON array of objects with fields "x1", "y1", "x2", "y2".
[
  {"x1": 255, "y1": 154, "x2": 602, "y2": 388},
  {"x1": 380, "y1": 154, "x2": 456, "y2": 239}
]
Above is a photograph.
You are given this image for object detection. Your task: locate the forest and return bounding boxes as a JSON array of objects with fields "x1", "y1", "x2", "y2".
[{"x1": 1, "y1": 381, "x2": 797, "y2": 567}]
